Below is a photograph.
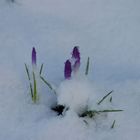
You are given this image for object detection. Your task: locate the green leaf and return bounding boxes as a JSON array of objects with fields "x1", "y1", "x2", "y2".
[
  {"x1": 97, "y1": 90, "x2": 113, "y2": 105},
  {"x1": 25, "y1": 63, "x2": 30, "y2": 80},
  {"x1": 98, "y1": 109, "x2": 123, "y2": 113},
  {"x1": 33, "y1": 72, "x2": 37, "y2": 103},
  {"x1": 25, "y1": 63, "x2": 34, "y2": 99},
  {"x1": 39, "y1": 63, "x2": 44, "y2": 75},
  {"x1": 80, "y1": 109, "x2": 123, "y2": 118},
  {"x1": 40, "y1": 76, "x2": 56, "y2": 94},
  {"x1": 110, "y1": 96, "x2": 112, "y2": 102},
  {"x1": 85, "y1": 57, "x2": 90, "y2": 75},
  {"x1": 111, "y1": 120, "x2": 116, "y2": 129},
  {"x1": 29, "y1": 82, "x2": 33, "y2": 98}
]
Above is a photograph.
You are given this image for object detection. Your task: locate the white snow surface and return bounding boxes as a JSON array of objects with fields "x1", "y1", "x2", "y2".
[
  {"x1": 57, "y1": 78, "x2": 93, "y2": 113},
  {"x1": 0, "y1": 0, "x2": 140, "y2": 140}
]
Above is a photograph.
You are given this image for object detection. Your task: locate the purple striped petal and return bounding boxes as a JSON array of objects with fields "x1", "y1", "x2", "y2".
[
  {"x1": 32, "y1": 47, "x2": 36, "y2": 66},
  {"x1": 64, "y1": 60, "x2": 72, "y2": 79}
]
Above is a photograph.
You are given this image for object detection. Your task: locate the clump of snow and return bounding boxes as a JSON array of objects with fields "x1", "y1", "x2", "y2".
[{"x1": 57, "y1": 77, "x2": 94, "y2": 113}]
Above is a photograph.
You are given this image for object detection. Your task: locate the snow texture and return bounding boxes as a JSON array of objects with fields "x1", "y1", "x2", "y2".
[
  {"x1": 0, "y1": 0, "x2": 140, "y2": 140},
  {"x1": 57, "y1": 78, "x2": 93, "y2": 113}
]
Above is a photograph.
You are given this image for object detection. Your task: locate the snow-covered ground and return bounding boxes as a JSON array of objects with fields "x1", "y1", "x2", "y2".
[{"x1": 0, "y1": 0, "x2": 140, "y2": 139}]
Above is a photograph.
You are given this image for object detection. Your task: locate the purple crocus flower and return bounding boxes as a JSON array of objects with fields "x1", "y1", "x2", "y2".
[
  {"x1": 32, "y1": 47, "x2": 37, "y2": 67},
  {"x1": 72, "y1": 46, "x2": 80, "y2": 72},
  {"x1": 72, "y1": 46, "x2": 80, "y2": 61},
  {"x1": 64, "y1": 59, "x2": 72, "y2": 79}
]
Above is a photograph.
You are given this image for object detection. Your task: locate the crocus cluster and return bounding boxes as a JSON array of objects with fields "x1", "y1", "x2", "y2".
[{"x1": 64, "y1": 46, "x2": 80, "y2": 79}]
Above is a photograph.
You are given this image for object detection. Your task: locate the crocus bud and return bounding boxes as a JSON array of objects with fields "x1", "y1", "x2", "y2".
[
  {"x1": 72, "y1": 46, "x2": 80, "y2": 61},
  {"x1": 32, "y1": 47, "x2": 36, "y2": 67},
  {"x1": 64, "y1": 60, "x2": 72, "y2": 79},
  {"x1": 72, "y1": 46, "x2": 80, "y2": 72}
]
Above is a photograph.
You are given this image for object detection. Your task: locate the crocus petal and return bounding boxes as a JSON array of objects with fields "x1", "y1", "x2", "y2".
[
  {"x1": 72, "y1": 46, "x2": 80, "y2": 72},
  {"x1": 72, "y1": 46, "x2": 80, "y2": 61},
  {"x1": 32, "y1": 47, "x2": 36, "y2": 66},
  {"x1": 64, "y1": 60, "x2": 72, "y2": 79}
]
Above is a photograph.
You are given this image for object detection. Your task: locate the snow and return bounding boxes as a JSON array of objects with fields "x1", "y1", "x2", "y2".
[
  {"x1": 0, "y1": 0, "x2": 140, "y2": 139},
  {"x1": 57, "y1": 78, "x2": 93, "y2": 113}
]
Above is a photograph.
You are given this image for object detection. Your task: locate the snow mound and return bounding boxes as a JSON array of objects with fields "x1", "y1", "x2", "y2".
[{"x1": 57, "y1": 77, "x2": 94, "y2": 113}]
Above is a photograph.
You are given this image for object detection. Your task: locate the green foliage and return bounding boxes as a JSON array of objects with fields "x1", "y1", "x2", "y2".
[
  {"x1": 32, "y1": 72, "x2": 38, "y2": 103},
  {"x1": 25, "y1": 64, "x2": 38, "y2": 103},
  {"x1": 25, "y1": 64, "x2": 34, "y2": 100},
  {"x1": 39, "y1": 64, "x2": 56, "y2": 94},
  {"x1": 80, "y1": 109, "x2": 123, "y2": 118},
  {"x1": 40, "y1": 75, "x2": 56, "y2": 94},
  {"x1": 111, "y1": 120, "x2": 116, "y2": 129},
  {"x1": 85, "y1": 57, "x2": 90, "y2": 75},
  {"x1": 39, "y1": 64, "x2": 44, "y2": 75},
  {"x1": 25, "y1": 63, "x2": 30, "y2": 80},
  {"x1": 110, "y1": 96, "x2": 113, "y2": 102},
  {"x1": 97, "y1": 90, "x2": 113, "y2": 105}
]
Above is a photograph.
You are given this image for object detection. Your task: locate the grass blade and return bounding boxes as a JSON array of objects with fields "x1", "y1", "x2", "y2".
[
  {"x1": 40, "y1": 76, "x2": 56, "y2": 94},
  {"x1": 80, "y1": 109, "x2": 123, "y2": 118},
  {"x1": 25, "y1": 63, "x2": 30, "y2": 80},
  {"x1": 110, "y1": 96, "x2": 112, "y2": 102},
  {"x1": 111, "y1": 120, "x2": 116, "y2": 129},
  {"x1": 25, "y1": 63, "x2": 34, "y2": 99},
  {"x1": 40, "y1": 76, "x2": 52, "y2": 90},
  {"x1": 40, "y1": 63, "x2": 44, "y2": 75},
  {"x1": 98, "y1": 109, "x2": 123, "y2": 113},
  {"x1": 85, "y1": 57, "x2": 90, "y2": 75},
  {"x1": 97, "y1": 90, "x2": 113, "y2": 105}
]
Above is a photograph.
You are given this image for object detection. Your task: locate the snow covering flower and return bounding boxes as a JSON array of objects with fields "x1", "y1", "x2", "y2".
[
  {"x1": 32, "y1": 47, "x2": 36, "y2": 67},
  {"x1": 64, "y1": 59, "x2": 72, "y2": 79},
  {"x1": 73, "y1": 59, "x2": 80, "y2": 73},
  {"x1": 57, "y1": 79, "x2": 92, "y2": 114},
  {"x1": 72, "y1": 46, "x2": 80, "y2": 73}
]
